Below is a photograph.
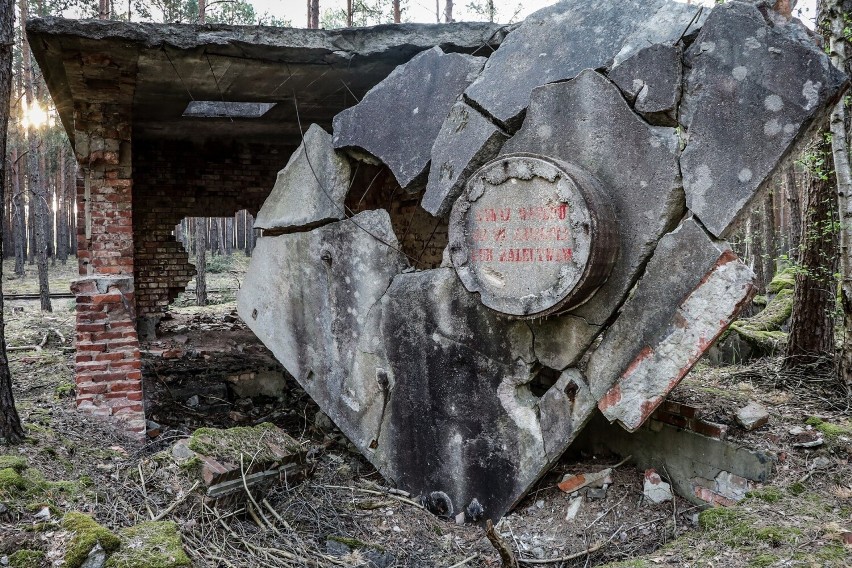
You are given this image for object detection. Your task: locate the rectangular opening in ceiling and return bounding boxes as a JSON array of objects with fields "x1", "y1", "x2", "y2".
[{"x1": 183, "y1": 101, "x2": 276, "y2": 118}]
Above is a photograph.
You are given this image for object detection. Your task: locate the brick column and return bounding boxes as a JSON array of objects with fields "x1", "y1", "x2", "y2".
[{"x1": 72, "y1": 96, "x2": 144, "y2": 437}]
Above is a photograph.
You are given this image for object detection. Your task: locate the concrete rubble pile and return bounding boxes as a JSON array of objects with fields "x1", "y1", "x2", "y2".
[{"x1": 238, "y1": 0, "x2": 847, "y2": 521}]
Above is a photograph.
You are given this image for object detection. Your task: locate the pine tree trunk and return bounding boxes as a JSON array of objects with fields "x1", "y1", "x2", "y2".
[
  {"x1": 0, "y1": 0, "x2": 25, "y2": 444},
  {"x1": 393, "y1": 0, "x2": 401, "y2": 22},
  {"x1": 444, "y1": 0, "x2": 453, "y2": 22},
  {"x1": 827, "y1": 0, "x2": 852, "y2": 386},
  {"x1": 310, "y1": 0, "x2": 319, "y2": 28},
  {"x1": 786, "y1": 165, "x2": 802, "y2": 260},
  {"x1": 749, "y1": 206, "x2": 767, "y2": 294},
  {"x1": 69, "y1": 164, "x2": 78, "y2": 257},
  {"x1": 762, "y1": 187, "x2": 777, "y2": 282},
  {"x1": 346, "y1": 0, "x2": 352, "y2": 26},
  {"x1": 225, "y1": 217, "x2": 233, "y2": 255},
  {"x1": 3, "y1": 159, "x2": 11, "y2": 259},
  {"x1": 245, "y1": 213, "x2": 255, "y2": 257},
  {"x1": 12, "y1": 147, "x2": 24, "y2": 275},
  {"x1": 784, "y1": 137, "x2": 838, "y2": 370},
  {"x1": 20, "y1": 0, "x2": 50, "y2": 311},
  {"x1": 56, "y1": 145, "x2": 68, "y2": 264},
  {"x1": 209, "y1": 217, "x2": 219, "y2": 255},
  {"x1": 194, "y1": 218, "x2": 207, "y2": 306}
]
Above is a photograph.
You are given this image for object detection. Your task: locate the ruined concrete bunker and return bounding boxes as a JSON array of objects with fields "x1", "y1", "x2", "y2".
[{"x1": 31, "y1": 0, "x2": 848, "y2": 523}]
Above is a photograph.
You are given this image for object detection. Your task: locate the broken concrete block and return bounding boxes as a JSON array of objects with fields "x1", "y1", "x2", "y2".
[
  {"x1": 644, "y1": 469, "x2": 673, "y2": 503},
  {"x1": 531, "y1": 315, "x2": 601, "y2": 371},
  {"x1": 557, "y1": 467, "x2": 612, "y2": 494},
  {"x1": 237, "y1": 210, "x2": 408, "y2": 453},
  {"x1": 367, "y1": 268, "x2": 541, "y2": 520},
  {"x1": 608, "y1": 44, "x2": 682, "y2": 126},
  {"x1": 172, "y1": 423, "x2": 307, "y2": 497},
  {"x1": 592, "y1": 219, "x2": 756, "y2": 431},
  {"x1": 680, "y1": 1, "x2": 847, "y2": 237},
  {"x1": 538, "y1": 368, "x2": 596, "y2": 460},
  {"x1": 254, "y1": 124, "x2": 350, "y2": 231},
  {"x1": 736, "y1": 401, "x2": 770, "y2": 430},
  {"x1": 332, "y1": 47, "x2": 485, "y2": 190},
  {"x1": 463, "y1": 0, "x2": 704, "y2": 130},
  {"x1": 502, "y1": 69, "x2": 684, "y2": 332},
  {"x1": 422, "y1": 101, "x2": 508, "y2": 217}
]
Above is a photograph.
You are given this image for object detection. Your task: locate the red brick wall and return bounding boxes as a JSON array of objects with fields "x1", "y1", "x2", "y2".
[
  {"x1": 72, "y1": 96, "x2": 144, "y2": 436},
  {"x1": 132, "y1": 139, "x2": 293, "y2": 316}
]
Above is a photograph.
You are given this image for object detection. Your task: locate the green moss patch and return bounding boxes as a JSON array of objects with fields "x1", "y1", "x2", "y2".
[
  {"x1": 106, "y1": 521, "x2": 191, "y2": 568},
  {"x1": 62, "y1": 512, "x2": 120, "y2": 568},
  {"x1": 805, "y1": 416, "x2": 852, "y2": 441},
  {"x1": 0, "y1": 455, "x2": 28, "y2": 472},
  {"x1": 746, "y1": 486, "x2": 783, "y2": 503},
  {"x1": 188, "y1": 422, "x2": 301, "y2": 464},
  {"x1": 8, "y1": 549, "x2": 45, "y2": 568},
  {"x1": 0, "y1": 467, "x2": 28, "y2": 496},
  {"x1": 767, "y1": 268, "x2": 796, "y2": 294}
]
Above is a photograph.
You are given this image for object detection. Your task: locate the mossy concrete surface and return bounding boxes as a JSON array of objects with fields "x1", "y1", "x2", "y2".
[
  {"x1": 187, "y1": 422, "x2": 302, "y2": 465},
  {"x1": 62, "y1": 512, "x2": 121, "y2": 568},
  {"x1": 105, "y1": 521, "x2": 191, "y2": 568}
]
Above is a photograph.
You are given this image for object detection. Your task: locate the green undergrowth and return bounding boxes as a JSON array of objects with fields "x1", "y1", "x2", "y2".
[
  {"x1": 62, "y1": 512, "x2": 121, "y2": 568},
  {"x1": 613, "y1": 483, "x2": 851, "y2": 566},
  {"x1": 0, "y1": 456, "x2": 91, "y2": 513},
  {"x1": 7, "y1": 550, "x2": 45, "y2": 568},
  {"x1": 105, "y1": 521, "x2": 191, "y2": 568},
  {"x1": 805, "y1": 416, "x2": 852, "y2": 443}
]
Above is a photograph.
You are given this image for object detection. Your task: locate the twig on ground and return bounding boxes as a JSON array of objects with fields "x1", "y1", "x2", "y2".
[
  {"x1": 152, "y1": 480, "x2": 200, "y2": 521},
  {"x1": 517, "y1": 541, "x2": 604, "y2": 565},
  {"x1": 137, "y1": 462, "x2": 156, "y2": 520},
  {"x1": 485, "y1": 519, "x2": 519, "y2": 568},
  {"x1": 447, "y1": 553, "x2": 478, "y2": 568},
  {"x1": 323, "y1": 484, "x2": 426, "y2": 510}
]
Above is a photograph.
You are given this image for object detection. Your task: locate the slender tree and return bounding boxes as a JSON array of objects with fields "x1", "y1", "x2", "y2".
[
  {"x1": 0, "y1": 0, "x2": 24, "y2": 444},
  {"x1": 826, "y1": 0, "x2": 852, "y2": 387},
  {"x1": 20, "y1": 0, "x2": 50, "y2": 311},
  {"x1": 346, "y1": 0, "x2": 352, "y2": 26},
  {"x1": 444, "y1": 0, "x2": 453, "y2": 22},
  {"x1": 393, "y1": 0, "x2": 400, "y2": 22},
  {"x1": 786, "y1": 165, "x2": 802, "y2": 258},
  {"x1": 194, "y1": 217, "x2": 207, "y2": 306}
]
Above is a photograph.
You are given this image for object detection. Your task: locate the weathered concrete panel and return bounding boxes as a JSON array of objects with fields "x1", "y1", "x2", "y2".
[
  {"x1": 608, "y1": 44, "x2": 682, "y2": 126},
  {"x1": 463, "y1": 0, "x2": 704, "y2": 130},
  {"x1": 680, "y1": 0, "x2": 847, "y2": 237},
  {"x1": 502, "y1": 69, "x2": 684, "y2": 346},
  {"x1": 237, "y1": 210, "x2": 408, "y2": 451},
  {"x1": 587, "y1": 219, "x2": 756, "y2": 430},
  {"x1": 422, "y1": 101, "x2": 508, "y2": 217},
  {"x1": 333, "y1": 47, "x2": 485, "y2": 190},
  {"x1": 254, "y1": 124, "x2": 351, "y2": 231}
]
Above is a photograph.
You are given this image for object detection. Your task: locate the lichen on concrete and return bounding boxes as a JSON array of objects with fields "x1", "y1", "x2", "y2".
[{"x1": 187, "y1": 422, "x2": 301, "y2": 464}]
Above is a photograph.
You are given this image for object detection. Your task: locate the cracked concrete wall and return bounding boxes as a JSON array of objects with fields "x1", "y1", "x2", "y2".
[{"x1": 239, "y1": 0, "x2": 847, "y2": 521}]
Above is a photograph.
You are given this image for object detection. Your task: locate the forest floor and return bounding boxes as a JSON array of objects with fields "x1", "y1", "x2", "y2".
[{"x1": 0, "y1": 259, "x2": 851, "y2": 567}]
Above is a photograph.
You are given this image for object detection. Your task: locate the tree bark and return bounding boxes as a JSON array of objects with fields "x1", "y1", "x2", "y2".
[
  {"x1": 346, "y1": 0, "x2": 352, "y2": 26},
  {"x1": 393, "y1": 0, "x2": 401, "y2": 22},
  {"x1": 749, "y1": 205, "x2": 767, "y2": 294},
  {"x1": 444, "y1": 0, "x2": 453, "y2": 22},
  {"x1": 11, "y1": 146, "x2": 23, "y2": 275},
  {"x1": 784, "y1": 136, "x2": 838, "y2": 370},
  {"x1": 20, "y1": 0, "x2": 50, "y2": 311},
  {"x1": 0, "y1": 0, "x2": 24, "y2": 444},
  {"x1": 56, "y1": 145, "x2": 68, "y2": 264},
  {"x1": 98, "y1": 0, "x2": 108, "y2": 19},
  {"x1": 762, "y1": 186, "x2": 777, "y2": 282},
  {"x1": 245, "y1": 212, "x2": 255, "y2": 257},
  {"x1": 225, "y1": 217, "x2": 233, "y2": 255},
  {"x1": 827, "y1": 0, "x2": 852, "y2": 386},
  {"x1": 194, "y1": 218, "x2": 207, "y2": 306},
  {"x1": 309, "y1": 0, "x2": 319, "y2": 28},
  {"x1": 786, "y1": 165, "x2": 801, "y2": 259},
  {"x1": 198, "y1": 0, "x2": 205, "y2": 23}
]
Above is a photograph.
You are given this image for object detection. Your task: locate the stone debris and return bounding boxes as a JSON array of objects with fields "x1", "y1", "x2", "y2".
[
  {"x1": 333, "y1": 47, "x2": 485, "y2": 190},
  {"x1": 608, "y1": 43, "x2": 682, "y2": 126},
  {"x1": 735, "y1": 401, "x2": 770, "y2": 430},
  {"x1": 643, "y1": 469, "x2": 673, "y2": 504},
  {"x1": 422, "y1": 101, "x2": 508, "y2": 217},
  {"x1": 564, "y1": 496, "x2": 583, "y2": 520},
  {"x1": 680, "y1": 0, "x2": 847, "y2": 238},
  {"x1": 463, "y1": 0, "x2": 704, "y2": 130},
  {"x1": 254, "y1": 124, "x2": 351, "y2": 231},
  {"x1": 557, "y1": 467, "x2": 613, "y2": 494},
  {"x1": 169, "y1": 423, "x2": 308, "y2": 497}
]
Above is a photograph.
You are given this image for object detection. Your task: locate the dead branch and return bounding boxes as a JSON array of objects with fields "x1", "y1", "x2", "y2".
[
  {"x1": 517, "y1": 541, "x2": 604, "y2": 565},
  {"x1": 485, "y1": 519, "x2": 519, "y2": 568}
]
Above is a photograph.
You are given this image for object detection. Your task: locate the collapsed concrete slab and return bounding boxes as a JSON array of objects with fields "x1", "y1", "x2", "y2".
[
  {"x1": 608, "y1": 44, "x2": 682, "y2": 126},
  {"x1": 588, "y1": 219, "x2": 756, "y2": 430},
  {"x1": 502, "y1": 69, "x2": 683, "y2": 339},
  {"x1": 254, "y1": 124, "x2": 351, "y2": 231},
  {"x1": 422, "y1": 101, "x2": 508, "y2": 217},
  {"x1": 237, "y1": 210, "x2": 408, "y2": 452},
  {"x1": 463, "y1": 0, "x2": 704, "y2": 130},
  {"x1": 680, "y1": 0, "x2": 847, "y2": 237},
  {"x1": 333, "y1": 47, "x2": 485, "y2": 190}
]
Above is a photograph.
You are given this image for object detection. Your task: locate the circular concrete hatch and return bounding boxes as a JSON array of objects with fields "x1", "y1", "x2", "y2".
[{"x1": 448, "y1": 154, "x2": 619, "y2": 318}]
